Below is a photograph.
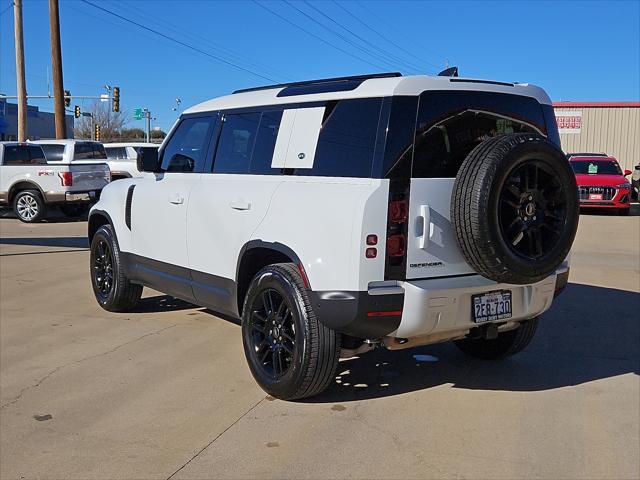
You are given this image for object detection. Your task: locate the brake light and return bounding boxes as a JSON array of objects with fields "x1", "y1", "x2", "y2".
[
  {"x1": 387, "y1": 234, "x2": 406, "y2": 257},
  {"x1": 58, "y1": 171, "x2": 73, "y2": 186},
  {"x1": 366, "y1": 310, "x2": 402, "y2": 317},
  {"x1": 388, "y1": 200, "x2": 408, "y2": 223}
]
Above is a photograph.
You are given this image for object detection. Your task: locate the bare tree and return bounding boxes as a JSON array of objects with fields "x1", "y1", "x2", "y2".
[{"x1": 74, "y1": 101, "x2": 128, "y2": 142}]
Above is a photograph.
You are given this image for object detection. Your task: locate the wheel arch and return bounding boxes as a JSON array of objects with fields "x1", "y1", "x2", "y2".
[
  {"x1": 9, "y1": 180, "x2": 45, "y2": 202},
  {"x1": 88, "y1": 209, "x2": 114, "y2": 243},
  {"x1": 235, "y1": 240, "x2": 304, "y2": 316}
]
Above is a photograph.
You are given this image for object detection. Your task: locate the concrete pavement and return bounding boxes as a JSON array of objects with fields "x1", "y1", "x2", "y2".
[{"x1": 1, "y1": 209, "x2": 638, "y2": 479}]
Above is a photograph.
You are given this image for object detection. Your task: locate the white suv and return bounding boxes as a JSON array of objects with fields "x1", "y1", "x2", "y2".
[{"x1": 88, "y1": 73, "x2": 579, "y2": 400}]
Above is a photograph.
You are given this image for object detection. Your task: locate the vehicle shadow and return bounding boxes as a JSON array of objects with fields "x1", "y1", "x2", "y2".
[
  {"x1": 0, "y1": 236, "x2": 89, "y2": 248},
  {"x1": 0, "y1": 207, "x2": 88, "y2": 223},
  {"x1": 304, "y1": 283, "x2": 640, "y2": 403},
  {"x1": 131, "y1": 295, "x2": 196, "y2": 313}
]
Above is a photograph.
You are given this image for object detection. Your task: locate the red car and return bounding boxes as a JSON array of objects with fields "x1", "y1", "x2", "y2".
[{"x1": 569, "y1": 155, "x2": 632, "y2": 215}]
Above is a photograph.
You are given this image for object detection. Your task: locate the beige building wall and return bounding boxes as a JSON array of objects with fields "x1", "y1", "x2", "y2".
[{"x1": 554, "y1": 105, "x2": 639, "y2": 173}]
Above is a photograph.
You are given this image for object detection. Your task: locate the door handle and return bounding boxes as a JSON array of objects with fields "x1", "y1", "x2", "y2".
[
  {"x1": 168, "y1": 193, "x2": 184, "y2": 205},
  {"x1": 229, "y1": 199, "x2": 251, "y2": 211},
  {"x1": 418, "y1": 204, "x2": 431, "y2": 250}
]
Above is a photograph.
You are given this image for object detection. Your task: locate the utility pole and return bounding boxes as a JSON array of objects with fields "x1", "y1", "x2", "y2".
[
  {"x1": 13, "y1": 0, "x2": 27, "y2": 142},
  {"x1": 144, "y1": 108, "x2": 151, "y2": 143},
  {"x1": 49, "y1": 0, "x2": 67, "y2": 139}
]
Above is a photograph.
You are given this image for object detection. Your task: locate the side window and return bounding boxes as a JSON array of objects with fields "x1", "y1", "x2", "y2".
[
  {"x1": 296, "y1": 98, "x2": 382, "y2": 178},
  {"x1": 249, "y1": 110, "x2": 283, "y2": 175},
  {"x1": 2, "y1": 146, "x2": 31, "y2": 165},
  {"x1": 41, "y1": 144, "x2": 65, "y2": 162},
  {"x1": 73, "y1": 142, "x2": 94, "y2": 160},
  {"x1": 105, "y1": 147, "x2": 128, "y2": 160},
  {"x1": 28, "y1": 146, "x2": 47, "y2": 164},
  {"x1": 213, "y1": 112, "x2": 260, "y2": 174},
  {"x1": 92, "y1": 144, "x2": 107, "y2": 160},
  {"x1": 161, "y1": 117, "x2": 215, "y2": 173}
]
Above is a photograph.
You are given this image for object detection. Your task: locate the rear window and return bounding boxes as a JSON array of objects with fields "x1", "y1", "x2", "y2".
[
  {"x1": 74, "y1": 142, "x2": 107, "y2": 160},
  {"x1": 571, "y1": 160, "x2": 622, "y2": 175},
  {"x1": 2, "y1": 145, "x2": 47, "y2": 165},
  {"x1": 40, "y1": 144, "x2": 65, "y2": 162},
  {"x1": 412, "y1": 91, "x2": 546, "y2": 178},
  {"x1": 105, "y1": 147, "x2": 128, "y2": 160},
  {"x1": 296, "y1": 98, "x2": 382, "y2": 178}
]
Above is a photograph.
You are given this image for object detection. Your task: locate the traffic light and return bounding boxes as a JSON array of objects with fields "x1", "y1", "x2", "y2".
[
  {"x1": 112, "y1": 86, "x2": 120, "y2": 113},
  {"x1": 74, "y1": 105, "x2": 81, "y2": 118},
  {"x1": 64, "y1": 89, "x2": 71, "y2": 107},
  {"x1": 94, "y1": 124, "x2": 101, "y2": 141}
]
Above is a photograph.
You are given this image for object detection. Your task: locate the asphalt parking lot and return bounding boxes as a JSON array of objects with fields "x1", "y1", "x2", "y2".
[{"x1": 1, "y1": 208, "x2": 639, "y2": 480}]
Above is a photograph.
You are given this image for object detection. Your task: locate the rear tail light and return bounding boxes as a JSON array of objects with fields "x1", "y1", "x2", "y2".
[
  {"x1": 388, "y1": 200, "x2": 408, "y2": 223},
  {"x1": 58, "y1": 171, "x2": 73, "y2": 186},
  {"x1": 385, "y1": 192, "x2": 409, "y2": 278},
  {"x1": 365, "y1": 247, "x2": 377, "y2": 259},
  {"x1": 386, "y1": 234, "x2": 406, "y2": 257}
]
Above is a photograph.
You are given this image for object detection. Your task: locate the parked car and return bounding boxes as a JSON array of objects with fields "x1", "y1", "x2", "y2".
[
  {"x1": 87, "y1": 73, "x2": 579, "y2": 400},
  {"x1": 0, "y1": 141, "x2": 110, "y2": 222},
  {"x1": 632, "y1": 164, "x2": 639, "y2": 200},
  {"x1": 569, "y1": 155, "x2": 632, "y2": 215},
  {"x1": 103, "y1": 142, "x2": 160, "y2": 180}
]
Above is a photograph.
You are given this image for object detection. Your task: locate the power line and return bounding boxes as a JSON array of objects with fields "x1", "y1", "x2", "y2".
[
  {"x1": 332, "y1": 0, "x2": 440, "y2": 71},
  {"x1": 303, "y1": 1, "x2": 422, "y2": 74},
  {"x1": 353, "y1": 0, "x2": 447, "y2": 69},
  {"x1": 282, "y1": 0, "x2": 399, "y2": 72},
  {"x1": 253, "y1": 0, "x2": 390, "y2": 72},
  {"x1": 79, "y1": 0, "x2": 277, "y2": 82},
  {"x1": 112, "y1": 0, "x2": 292, "y2": 82}
]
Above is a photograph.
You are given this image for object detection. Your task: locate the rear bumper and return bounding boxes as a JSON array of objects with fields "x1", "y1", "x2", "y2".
[
  {"x1": 392, "y1": 272, "x2": 559, "y2": 339},
  {"x1": 311, "y1": 265, "x2": 568, "y2": 341},
  {"x1": 44, "y1": 190, "x2": 101, "y2": 204}
]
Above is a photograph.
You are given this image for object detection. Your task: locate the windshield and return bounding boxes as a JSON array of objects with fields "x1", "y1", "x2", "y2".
[
  {"x1": 105, "y1": 146, "x2": 129, "y2": 160},
  {"x1": 571, "y1": 160, "x2": 622, "y2": 175}
]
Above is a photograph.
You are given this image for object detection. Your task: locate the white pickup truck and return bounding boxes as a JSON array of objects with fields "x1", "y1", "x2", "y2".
[{"x1": 0, "y1": 141, "x2": 110, "y2": 222}]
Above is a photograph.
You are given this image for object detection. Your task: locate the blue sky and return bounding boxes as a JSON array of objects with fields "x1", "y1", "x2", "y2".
[{"x1": 1, "y1": 0, "x2": 639, "y2": 132}]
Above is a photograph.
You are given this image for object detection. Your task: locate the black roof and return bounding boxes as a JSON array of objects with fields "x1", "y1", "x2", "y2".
[{"x1": 232, "y1": 72, "x2": 402, "y2": 95}]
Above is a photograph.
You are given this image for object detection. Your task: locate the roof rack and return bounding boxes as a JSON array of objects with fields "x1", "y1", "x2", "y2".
[{"x1": 232, "y1": 72, "x2": 402, "y2": 95}]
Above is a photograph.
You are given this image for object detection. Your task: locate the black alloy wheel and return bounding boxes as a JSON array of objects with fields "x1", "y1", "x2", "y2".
[
  {"x1": 92, "y1": 239, "x2": 114, "y2": 301},
  {"x1": 241, "y1": 263, "x2": 340, "y2": 400},
  {"x1": 498, "y1": 160, "x2": 567, "y2": 259},
  {"x1": 247, "y1": 288, "x2": 297, "y2": 378}
]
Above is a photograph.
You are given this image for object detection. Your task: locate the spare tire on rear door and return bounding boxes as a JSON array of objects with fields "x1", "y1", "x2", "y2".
[{"x1": 451, "y1": 133, "x2": 579, "y2": 285}]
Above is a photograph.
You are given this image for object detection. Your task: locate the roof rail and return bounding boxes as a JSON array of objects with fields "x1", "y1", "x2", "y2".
[{"x1": 232, "y1": 72, "x2": 402, "y2": 95}]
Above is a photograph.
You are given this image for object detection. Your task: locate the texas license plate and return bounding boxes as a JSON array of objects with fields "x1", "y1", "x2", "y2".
[
  {"x1": 472, "y1": 290, "x2": 512, "y2": 323},
  {"x1": 589, "y1": 193, "x2": 603, "y2": 200}
]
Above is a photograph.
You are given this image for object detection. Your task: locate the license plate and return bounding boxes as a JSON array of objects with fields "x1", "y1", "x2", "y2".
[
  {"x1": 589, "y1": 193, "x2": 603, "y2": 200},
  {"x1": 472, "y1": 290, "x2": 512, "y2": 323}
]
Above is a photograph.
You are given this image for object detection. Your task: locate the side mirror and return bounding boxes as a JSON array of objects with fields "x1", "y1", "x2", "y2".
[
  {"x1": 166, "y1": 153, "x2": 195, "y2": 172},
  {"x1": 624, "y1": 169, "x2": 632, "y2": 176},
  {"x1": 137, "y1": 148, "x2": 159, "y2": 173}
]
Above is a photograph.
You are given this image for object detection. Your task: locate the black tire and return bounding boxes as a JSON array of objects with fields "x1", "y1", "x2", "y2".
[
  {"x1": 454, "y1": 317, "x2": 538, "y2": 360},
  {"x1": 90, "y1": 224, "x2": 142, "y2": 312},
  {"x1": 13, "y1": 190, "x2": 46, "y2": 223},
  {"x1": 60, "y1": 204, "x2": 88, "y2": 218},
  {"x1": 241, "y1": 263, "x2": 340, "y2": 400},
  {"x1": 451, "y1": 133, "x2": 579, "y2": 285}
]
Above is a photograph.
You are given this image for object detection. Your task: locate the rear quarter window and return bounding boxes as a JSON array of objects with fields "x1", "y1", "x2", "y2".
[
  {"x1": 296, "y1": 98, "x2": 383, "y2": 178},
  {"x1": 40, "y1": 144, "x2": 65, "y2": 162}
]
